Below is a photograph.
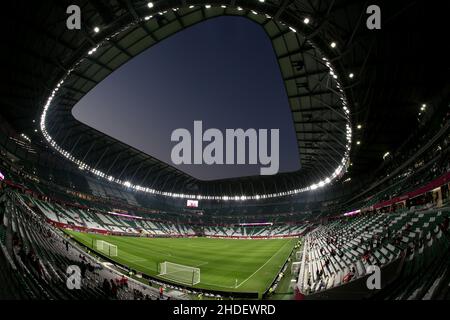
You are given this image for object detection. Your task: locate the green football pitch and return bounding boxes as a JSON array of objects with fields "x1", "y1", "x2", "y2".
[{"x1": 65, "y1": 230, "x2": 297, "y2": 295}]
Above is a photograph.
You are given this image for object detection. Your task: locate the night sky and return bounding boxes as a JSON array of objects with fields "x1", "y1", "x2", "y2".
[{"x1": 72, "y1": 16, "x2": 300, "y2": 181}]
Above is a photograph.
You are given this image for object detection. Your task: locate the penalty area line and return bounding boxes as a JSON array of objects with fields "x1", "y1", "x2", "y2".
[{"x1": 235, "y1": 240, "x2": 292, "y2": 289}]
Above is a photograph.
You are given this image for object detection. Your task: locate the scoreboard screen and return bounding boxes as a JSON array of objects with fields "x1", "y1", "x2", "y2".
[{"x1": 186, "y1": 199, "x2": 199, "y2": 208}]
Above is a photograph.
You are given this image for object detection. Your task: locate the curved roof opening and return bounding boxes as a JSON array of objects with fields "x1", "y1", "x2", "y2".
[
  {"x1": 72, "y1": 16, "x2": 300, "y2": 181},
  {"x1": 40, "y1": 4, "x2": 352, "y2": 199}
]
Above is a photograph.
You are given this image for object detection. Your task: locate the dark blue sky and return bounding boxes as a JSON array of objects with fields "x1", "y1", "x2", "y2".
[{"x1": 72, "y1": 16, "x2": 300, "y2": 180}]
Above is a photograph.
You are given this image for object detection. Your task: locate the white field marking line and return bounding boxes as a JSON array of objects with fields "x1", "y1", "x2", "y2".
[
  {"x1": 111, "y1": 239, "x2": 209, "y2": 265},
  {"x1": 235, "y1": 240, "x2": 292, "y2": 288},
  {"x1": 130, "y1": 258, "x2": 148, "y2": 263},
  {"x1": 119, "y1": 250, "x2": 149, "y2": 262},
  {"x1": 133, "y1": 261, "x2": 153, "y2": 269},
  {"x1": 113, "y1": 246, "x2": 209, "y2": 269},
  {"x1": 194, "y1": 262, "x2": 209, "y2": 268}
]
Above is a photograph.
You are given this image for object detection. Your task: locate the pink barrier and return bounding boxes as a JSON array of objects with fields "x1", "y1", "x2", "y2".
[{"x1": 52, "y1": 219, "x2": 302, "y2": 239}]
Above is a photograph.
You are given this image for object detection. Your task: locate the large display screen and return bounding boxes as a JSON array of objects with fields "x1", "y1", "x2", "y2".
[
  {"x1": 237, "y1": 222, "x2": 273, "y2": 227},
  {"x1": 186, "y1": 199, "x2": 199, "y2": 208}
]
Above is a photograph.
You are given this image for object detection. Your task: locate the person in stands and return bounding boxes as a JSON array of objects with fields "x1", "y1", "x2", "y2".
[
  {"x1": 120, "y1": 275, "x2": 128, "y2": 288},
  {"x1": 440, "y1": 216, "x2": 449, "y2": 234},
  {"x1": 102, "y1": 278, "x2": 111, "y2": 296},
  {"x1": 343, "y1": 267, "x2": 355, "y2": 283},
  {"x1": 110, "y1": 279, "x2": 117, "y2": 298}
]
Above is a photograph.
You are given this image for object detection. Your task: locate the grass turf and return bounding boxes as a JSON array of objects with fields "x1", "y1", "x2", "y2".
[{"x1": 65, "y1": 230, "x2": 297, "y2": 295}]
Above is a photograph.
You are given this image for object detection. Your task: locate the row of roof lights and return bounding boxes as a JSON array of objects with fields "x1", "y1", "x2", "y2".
[
  {"x1": 154, "y1": 1, "x2": 312, "y2": 28},
  {"x1": 40, "y1": 4, "x2": 352, "y2": 201},
  {"x1": 418, "y1": 104, "x2": 428, "y2": 117},
  {"x1": 20, "y1": 133, "x2": 31, "y2": 143},
  {"x1": 88, "y1": 45, "x2": 99, "y2": 55},
  {"x1": 355, "y1": 123, "x2": 362, "y2": 145},
  {"x1": 322, "y1": 48, "x2": 352, "y2": 177},
  {"x1": 143, "y1": 1, "x2": 315, "y2": 32}
]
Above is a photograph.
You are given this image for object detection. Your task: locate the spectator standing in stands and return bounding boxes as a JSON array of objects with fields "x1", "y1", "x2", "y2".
[
  {"x1": 80, "y1": 261, "x2": 87, "y2": 278},
  {"x1": 102, "y1": 278, "x2": 111, "y2": 296},
  {"x1": 120, "y1": 275, "x2": 128, "y2": 288},
  {"x1": 440, "y1": 216, "x2": 449, "y2": 234},
  {"x1": 343, "y1": 267, "x2": 355, "y2": 283},
  {"x1": 110, "y1": 279, "x2": 117, "y2": 298}
]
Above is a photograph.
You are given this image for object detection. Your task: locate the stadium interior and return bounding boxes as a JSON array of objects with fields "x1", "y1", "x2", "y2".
[{"x1": 0, "y1": 0, "x2": 449, "y2": 302}]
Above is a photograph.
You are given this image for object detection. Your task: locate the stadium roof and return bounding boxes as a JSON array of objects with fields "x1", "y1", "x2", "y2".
[{"x1": 1, "y1": 0, "x2": 448, "y2": 200}]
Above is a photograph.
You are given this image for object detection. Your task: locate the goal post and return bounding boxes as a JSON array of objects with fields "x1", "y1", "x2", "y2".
[
  {"x1": 158, "y1": 261, "x2": 200, "y2": 286},
  {"x1": 96, "y1": 240, "x2": 118, "y2": 257}
]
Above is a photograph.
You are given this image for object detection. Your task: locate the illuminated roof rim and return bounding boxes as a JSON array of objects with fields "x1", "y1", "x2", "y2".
[{"x1": 40, "y1": 3, "x2": 352, "y2": 201}]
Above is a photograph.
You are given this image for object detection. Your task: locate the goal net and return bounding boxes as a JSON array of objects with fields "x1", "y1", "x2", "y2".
[
  {"x1": 96, "y1": 240, "x2": 118, "y2": 257},
  {"x1": 158, "y1": 261, "x2": 200, "y2": 285}
]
